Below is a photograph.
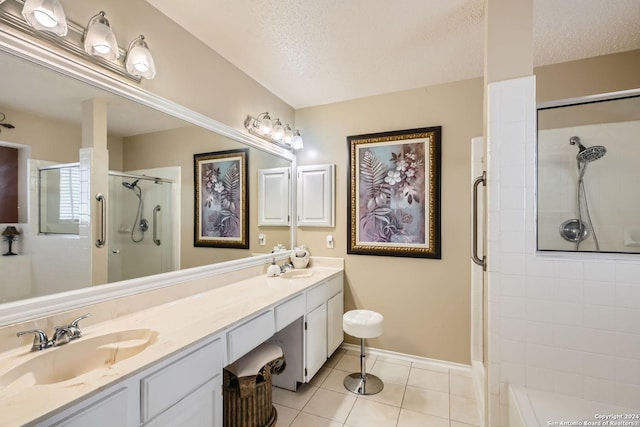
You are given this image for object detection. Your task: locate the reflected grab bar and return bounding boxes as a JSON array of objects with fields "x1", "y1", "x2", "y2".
[
  {"x1": 95, "y1": 193, "x2": 106, "y2": 248},
  {"x1": 472, "y1": 172, "x2": 486, "y2": 270},
  {"x1": 153, "y1": 205, "x2": 161, "y2": 246}
]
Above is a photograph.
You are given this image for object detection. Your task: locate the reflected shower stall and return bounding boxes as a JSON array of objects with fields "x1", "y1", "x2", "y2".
[{"x1": 108, "y1": 171, "x2": 175, "y2": 282}]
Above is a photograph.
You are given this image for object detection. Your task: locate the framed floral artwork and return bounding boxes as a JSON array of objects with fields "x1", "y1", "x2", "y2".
[
  {"x1": 347, "y1": 127, "x2": 441, "y2": 258},
  {"x1": 194, "y1": 149, "x2": 249, "y2": 249}
]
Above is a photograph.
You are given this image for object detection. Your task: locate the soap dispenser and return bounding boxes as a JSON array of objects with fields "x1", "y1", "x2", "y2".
[{"x1": 267, "y1": 258, "x2": 281, "y2": 277}]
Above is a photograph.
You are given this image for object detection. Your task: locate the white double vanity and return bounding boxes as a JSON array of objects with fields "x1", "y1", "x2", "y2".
[{"x1": 0, "y1": 259, "x2": 344, "y2": 426}]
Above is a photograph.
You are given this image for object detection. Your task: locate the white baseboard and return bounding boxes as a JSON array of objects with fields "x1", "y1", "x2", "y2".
[{"x1": 339, "y1": 343, "x2": 472, "y2": 375}]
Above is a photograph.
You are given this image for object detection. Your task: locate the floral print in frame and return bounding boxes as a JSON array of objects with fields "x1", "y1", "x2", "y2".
[
  {"x1": 194, "y1": 149, "x2": 249, "y2": 249},
  {"x1": 347, "y1": 127, "x2": 441, "y2": 258}
]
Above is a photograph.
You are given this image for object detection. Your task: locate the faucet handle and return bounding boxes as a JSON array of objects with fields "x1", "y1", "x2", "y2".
[
  {"x1": 16, "y1": 329, "x2": 51, "y2": 352},
  {"x1": 68, "y1": 313, "x2": 90, "y2": 338}
]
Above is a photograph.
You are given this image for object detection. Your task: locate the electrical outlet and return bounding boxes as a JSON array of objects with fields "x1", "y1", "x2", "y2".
[
  {"x1": 326, "y1": 235, "x2": 334, "y2": 249},
  {"x1": 258, "y1": 233, "x2": 266, "y2": 246}
]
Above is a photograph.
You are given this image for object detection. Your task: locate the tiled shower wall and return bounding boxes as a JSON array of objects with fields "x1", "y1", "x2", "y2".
[{"x1": 486, "y1": 76, "x2": 640, "y2": 426}]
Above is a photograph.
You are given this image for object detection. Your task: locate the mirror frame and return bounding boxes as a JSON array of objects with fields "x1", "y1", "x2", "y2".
[{"x1": 0, "y1": 26, "x2": 297, "y2": 325}]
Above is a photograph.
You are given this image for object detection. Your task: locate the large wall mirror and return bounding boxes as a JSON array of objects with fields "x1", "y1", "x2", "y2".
[
  {"x1": 0, "y1": 41, "x2": 294, "y2": 324},
  {"x1": 537, "y1": 90, "x2": 640, "y2": 254}
]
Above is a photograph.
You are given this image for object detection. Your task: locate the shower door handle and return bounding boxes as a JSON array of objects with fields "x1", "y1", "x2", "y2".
[
  {"x1": 95, "y1": 193, "x2": 106, "y2": 248},
  {"x1": 153, "y1": 205, "x2": 161, "y2": 246},
  {"x1": 472, "y1": 172, "x2": 486, "y2": 270}
]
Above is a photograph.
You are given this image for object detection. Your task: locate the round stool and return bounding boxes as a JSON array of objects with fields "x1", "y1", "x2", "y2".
[{"x1": 342, "y1": 309, "x2": 384, "y2": 395}]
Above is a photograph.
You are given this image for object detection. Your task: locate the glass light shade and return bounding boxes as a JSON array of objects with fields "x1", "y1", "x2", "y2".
[
  {"x1": 22, "y1": 0, "x2": 68, "y2": 36},
  {"x1": 83, "y1": 12, "x2": 119, "y2": 61},
  {"x1": 292, "y1": 131, "x2": 304, "y2": 150},
  {"x1": 283, "y1": 126, "x2": 294, "y2": 145},
  {"x1": 125, "y1": 36, "x2": 156, "y2": 79},
  {"x1": 272, "y1": 120, "x2": 284, "y2": 141},
  {"x1": 259, "y1": 116, "x2": 273, "y2": 135}
]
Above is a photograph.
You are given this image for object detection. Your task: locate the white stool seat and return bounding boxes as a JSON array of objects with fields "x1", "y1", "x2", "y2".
[
  {"x1": 342, "y1": 309, "x2": 384, "y2": 396},
  {"x1": 343, "y1": 310, "x2": 384, "y2": 339}
]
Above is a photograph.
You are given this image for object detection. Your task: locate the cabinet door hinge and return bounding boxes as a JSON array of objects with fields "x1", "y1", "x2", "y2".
[
  {"x1": 304, "y1": 368, "x2": 307, "y2": 377},
  {"x1": 304, "y1": 321, "x2": 307, "y2": 331}
]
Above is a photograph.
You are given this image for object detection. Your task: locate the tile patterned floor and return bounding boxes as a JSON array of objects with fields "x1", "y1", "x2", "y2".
[{"x1": 272, "y1": 349, "x2": 482, "y2": 427}]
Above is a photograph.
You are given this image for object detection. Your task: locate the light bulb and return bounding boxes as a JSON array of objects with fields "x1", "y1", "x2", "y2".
[
  {"x1": 272, "y1": 120, "x2": 284, "y2": 141},
  {"x1": 83, "y1": 12, "x2": 119, "y2": 61},
  {"x1": 126, "y1": 36, "x2": 156, "y2": 79},
  {"x1": 33, "y1": 8, "x2": 57, "y2": 27},
  {"x1": 22, "y1": 0, "x2": 68, "y2": 36},
  {"x1": 259, "y1": 116, "x2": 273, "y2": 134},
  {"x1": 283, "y1": 126, "x2": 294, "y2": 145},
  {"x1": 292, "y1": 131, "x2": 304, "y2": 150}
]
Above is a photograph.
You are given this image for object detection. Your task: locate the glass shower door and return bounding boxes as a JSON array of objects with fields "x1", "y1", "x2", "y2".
[{"x1": 108, "y1": 173, "x2": 174, "y2": 282}]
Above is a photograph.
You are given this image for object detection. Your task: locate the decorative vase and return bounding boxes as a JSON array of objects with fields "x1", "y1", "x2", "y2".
[{"x1": 290, "y1": 246, "x2": 310, "y2": 269}]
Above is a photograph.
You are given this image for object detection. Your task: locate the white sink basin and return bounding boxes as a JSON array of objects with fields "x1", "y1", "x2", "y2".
[
  {"x1": 0, "y1": 328, "x2": 158, "y2": 388},
  {"x1": 280, "y1": 270, "x2": 314, "y2": 279}
]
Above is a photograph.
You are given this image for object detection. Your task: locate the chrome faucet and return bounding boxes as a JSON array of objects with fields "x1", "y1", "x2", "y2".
[
  {"x1": 16, "y1": 313, "x2": 91, "y2": 352},
  {"x1": 16, "y1": 329, "x2": 51, "y2": 352}
]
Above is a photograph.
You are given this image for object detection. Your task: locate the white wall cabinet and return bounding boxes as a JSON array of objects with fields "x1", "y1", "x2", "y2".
[
  {"x1": 258, "y1": 167, "x2": 290, "y2": 226},
  {"x1": 297, "y1": 164, "x2": 335, "y2": 227}
]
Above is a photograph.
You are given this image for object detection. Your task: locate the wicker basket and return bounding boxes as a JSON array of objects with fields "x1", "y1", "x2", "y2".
[{"x1": 223, "y1": 356, "x2": 285, "y2": 427}]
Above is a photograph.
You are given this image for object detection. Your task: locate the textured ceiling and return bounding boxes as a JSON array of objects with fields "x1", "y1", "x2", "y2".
[{"x1": 146, "y1": 0, "x2": 640, "y2": 108}]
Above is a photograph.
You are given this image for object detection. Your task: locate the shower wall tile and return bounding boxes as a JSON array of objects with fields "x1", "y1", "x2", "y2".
[
  {"x1": 583, "y1": 280, "x2": 615, "y2": 305},
  {"x1": 486, "y1": 75, "x2": 640, "y2": 425},
  {"x1": 500, "y1": 231, "x2": 526, "y2": 253},
  {"x1": 584, "y1": 377, "x2": 616, "y2": 405},
  {"x1": 615, "y1": 283, "x2": 640, "y2": 308}
]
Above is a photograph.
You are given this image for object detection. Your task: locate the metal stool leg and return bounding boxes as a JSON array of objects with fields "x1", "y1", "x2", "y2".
[{"x1": 343, "y1": 337, "x2": 384, "y2": 395}]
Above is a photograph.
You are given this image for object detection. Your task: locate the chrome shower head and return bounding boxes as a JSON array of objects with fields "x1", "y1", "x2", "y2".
[
  {"x1": 122, "y1": 179, "x2": 139, "y2": 190},
  {"x1": 577, "y1": 145, "x2": 606, "y2": 163},
  {"x1": 569, "y1": 136, "x2": 606, "y2": 163}
]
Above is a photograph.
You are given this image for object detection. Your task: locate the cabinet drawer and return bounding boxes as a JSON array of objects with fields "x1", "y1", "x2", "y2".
[
  {"x1": 141, "y1": 338, "x2": 223, "y2": 422},
  {"x1": 275, "y1": 294, "x2": 305, "y2": 331},
  {"x1": 306, "y1": 282, "x2": 327, "y2": 312},
  {"x1": 326, "y1": 274, "x2": 343, "y2": 298},
  {"x1": 227, "y1": 310, "x2": 275, "y2": 363}
]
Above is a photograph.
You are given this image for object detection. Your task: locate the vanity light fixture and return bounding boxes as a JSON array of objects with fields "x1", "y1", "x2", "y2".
[
  {"x1": 83, "y1": 11, "x2": 118, "y2": 61},
  {"x1": 0, "y1": 1, "x2": 157, "y2": 81},
  {"x1": 125, "y1": 35, "x2": 156, "y2": 79},
  {"x1": 21, "y1": 0, "x2": 67, "y2": 36},
  {"x1": 244, "y1": 112, "x2": 304, "y2": 150}
]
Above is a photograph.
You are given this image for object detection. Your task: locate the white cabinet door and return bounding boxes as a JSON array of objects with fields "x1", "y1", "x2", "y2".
[
  {"x1": 305, "y1": 302, "x2": 327, "y2": 381},
  {"x1": 297, "y1": 164, "x2": 335, "y2": 227},
  {"x1": 258, "y1": 167, "x2": 290, "y2": 226},
  {"x1": 47, "y1": 386, "x2": 135, "y2": 427},
  {"x1": 327, "y1": 291, "x2": 344, "y2": 357},
  {"x1": 144, "y1": 376, "x2": 221, "y2": 427}
]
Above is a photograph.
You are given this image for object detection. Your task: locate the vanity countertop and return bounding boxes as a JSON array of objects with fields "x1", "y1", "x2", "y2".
[{"x1": 0, "y1": 266, "x2": 342, "y2": 426}]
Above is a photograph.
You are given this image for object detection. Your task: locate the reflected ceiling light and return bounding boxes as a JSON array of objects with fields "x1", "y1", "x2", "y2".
[
  {"x1": 292, "y1": 130, "x2": 304, "y2": 150},
  {"x1": 271, "y1": 119, "x2": 284, "y2": 141},
  {"x1": 21, "y1": 0, "x2": 67, "y2": 35},
  {"x1": 83, "y1": 11, "x2": 118, "y2": 61},
  {"x1": 244, "y1": 112, "x2": 304, "y2": 151},
  {"x1": 125, "y1": 35, "x2": 156, "y2": 79}
]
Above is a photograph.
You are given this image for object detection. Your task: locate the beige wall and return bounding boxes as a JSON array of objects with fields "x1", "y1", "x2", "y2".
[
  {"x1": 57, "y1": 0, "x2": 294, "y2": 131},
  {"x1": 0, "y1": 105, "x2": 81, "y2": 162},
  {"x1": 123, "y1": 126, "x2": 290, "y2": 270},
  {"x1": 294, "y1": 49, "x2": 640, "y2": 364},
  {"x1": 296, "y1": 79, "x2": 484, "y2": 363}
]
